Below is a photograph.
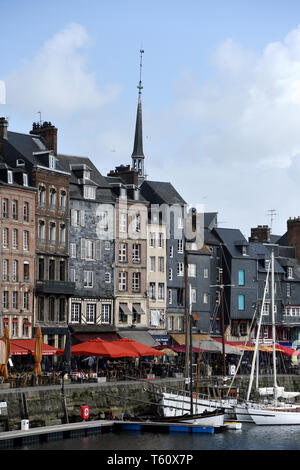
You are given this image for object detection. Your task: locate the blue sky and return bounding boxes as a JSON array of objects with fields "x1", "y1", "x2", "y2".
[{"x1": 2, "y1": 0, "x2": 300, "y2": 237}]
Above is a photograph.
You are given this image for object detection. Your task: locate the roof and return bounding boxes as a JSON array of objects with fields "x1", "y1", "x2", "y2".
[
  {"x1": 140, "y1": 180, "x2": 186, "y2": 205},
  {"x1": 4, "y1": 131, "x2": 68, "y2": 173}
]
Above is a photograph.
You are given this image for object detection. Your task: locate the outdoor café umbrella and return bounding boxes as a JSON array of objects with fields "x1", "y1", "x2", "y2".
[
  {"x1": 0, "y1": 326, "x2": 10, "y2": 380},
  {"x1": 34, "y1": 326, "x2": 43, "y2": 375},
  {"x1": 113, "y1": 338, "x2": 164, "y2": 357},
  {"x1": 160, "y1": 348, "x2": 178, "y2": 357},
  {"x1": 69, "y1": 338, "x2": 139, "y2": 358}
]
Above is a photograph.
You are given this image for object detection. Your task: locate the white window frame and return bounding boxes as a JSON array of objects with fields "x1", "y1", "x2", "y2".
[{"x1": 84, "y1": 270, "x2": 94, "y2": 288}]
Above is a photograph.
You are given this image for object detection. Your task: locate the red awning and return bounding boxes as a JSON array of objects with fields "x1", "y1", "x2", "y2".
[
  {"x1": 9, "y1": 339, "x2": 59, "y2": 356},
  {"x1": 112, "y1": 338, "x2": 164, "y2": 356},
  {"x1": 58, "y1": 338, "x2": 140, "y2": 358}
]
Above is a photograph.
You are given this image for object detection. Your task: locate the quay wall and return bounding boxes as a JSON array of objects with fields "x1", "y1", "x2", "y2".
[
  {"x1": 0, "y1": 378, "x2": 185, "y2": 431},
  {"x1": 1, "y1": 375, "x2": 300, "y2": 432}
]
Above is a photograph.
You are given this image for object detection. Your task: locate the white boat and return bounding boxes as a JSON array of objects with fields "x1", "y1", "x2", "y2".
[
  {"x1": 161, "y1": 391, "x2": 234, "y2": 423},
  {"x1": 248, "y1": 405, "x2": 300, "y2": 425}
]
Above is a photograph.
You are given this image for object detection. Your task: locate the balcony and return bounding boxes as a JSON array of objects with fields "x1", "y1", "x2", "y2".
[{"x1": 35, "y1": 280, "x2": 75, "y2": 295}]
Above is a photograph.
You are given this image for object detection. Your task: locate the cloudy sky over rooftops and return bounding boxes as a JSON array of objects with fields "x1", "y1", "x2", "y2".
[{"x1": 2, "y1": 0, "x2": 300, "y2": 238}]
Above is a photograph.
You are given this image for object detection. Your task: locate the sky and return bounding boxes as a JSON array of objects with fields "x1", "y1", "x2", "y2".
[{"x1": 2, "y1": 0, "x2": 300, "y2": 238}]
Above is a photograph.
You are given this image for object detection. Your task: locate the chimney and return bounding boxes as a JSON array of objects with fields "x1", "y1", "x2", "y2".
[
  {"x1": 0, "y1": 117, "x2": 8, "y2": 156},
  {"x1": 107, "y1": 164, "x2": 138, "y2": 186},
  {"x1": 30, "y1": 121, "x2": 57, "y2": 154},
  {"x1": 287, "y1": 217, "x2": 300, "y2": 261},
  {"x1": 249, "y1": 225, "x2": 271, "y2": 243}
]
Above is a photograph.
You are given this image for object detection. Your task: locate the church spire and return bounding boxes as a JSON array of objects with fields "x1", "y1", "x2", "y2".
[{"x1": 131, "y1": 49, "x2": 145, "y2": 185}]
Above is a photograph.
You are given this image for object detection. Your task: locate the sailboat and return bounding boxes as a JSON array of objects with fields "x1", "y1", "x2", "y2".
[{"x1": 236, "y1": 248, "x2": 300, "y2": 425}]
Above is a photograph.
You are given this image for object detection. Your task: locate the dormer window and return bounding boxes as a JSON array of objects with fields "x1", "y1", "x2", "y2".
[
  {"x1": 7, "y1": 170, "x2": 13, "y2": 184},
  {"x1": 84, "y1": 185, "x2": 96, "y2": 200},
  {"x1": 242, "y1": 245, "x2": 248, "y2": 256},
  {"x1": 16, "y1": 159, "x2": 25, "y2": 167},
  {"x1": 23, "y1": 173, "x2": 28, "y2": 186},
  {"x1": 83, "y1": 169, "x2": 91, "y2": 180},
  {"x1": 49, "y1": 155, "x2": 56, "y2": 169},
  {"x1": 287, "y1": 267, "x2": 293, "y2": 279}
]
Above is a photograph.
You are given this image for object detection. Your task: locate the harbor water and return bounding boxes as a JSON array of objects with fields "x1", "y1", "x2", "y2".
[{"x1": 12, "y1": 423, "x2": 300, "y2": 451}]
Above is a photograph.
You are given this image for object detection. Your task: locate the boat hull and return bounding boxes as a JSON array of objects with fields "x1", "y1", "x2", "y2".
[{"x1": 248, "y1": 407, "x2": 300, "y2": 425}]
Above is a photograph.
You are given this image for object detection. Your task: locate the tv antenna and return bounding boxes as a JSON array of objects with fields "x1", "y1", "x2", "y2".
[{"x1": 267, "y1": 209, "x2": 277, "y2": 233}]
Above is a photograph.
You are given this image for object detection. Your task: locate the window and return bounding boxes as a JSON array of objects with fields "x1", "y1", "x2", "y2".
[
  {"x1": 288, "y1": 267, "x2": 293, "y2": 279},
  {"x1": 238, "y1": 294, "x2": 245, "y2": 310},
  {"x1": 49, "y1": 223, "x2": 56, "y2": 246},
  {"x1": 191, "y1": 287, "x2": 197, "y2": 303},
  {"x1": 69, "y1": 243, "x2": 76, "y2": 258},
  {"x1": 12, "y1": 292, "x2": 18, "y2": 309},
  {"x1": 81, "y1": 238, "x2": 101, "y2": 261},
  {"x1": 49, "y1": 297, "x2": 55, "y2": 322},
  {"x1": 86, "y1": 303, "x2": 96, "y2": 323},
  {"x1": 49, "y1": 155, "x2": 56, "y2": 169},
  {"x1": 132, "y1": 272, "x2": 141, "y2": 292},
  {"x1": 70, "y1": 268, "x2": 76, "y2": 282},
  {"x1": 2, "y1": 259, "x2": 8, "y2": 281},
  {"x1": 12, "y1": 229, "x2": 18, "y2": 249},
  {"x1": 59, "y1": 298, "x2": 66, "y2": 322},
  {"x1": 177, "y1": 262, "x2": 184, "y2": 276},
  {"x1": 71, "y1": 303, "x2": 81, "y2": 323},
  {"x1": 38, "y1": 258, "x2": 44, "y2": 281},
  {"x1": 119, "y1": 212, "x2": 127, "y2": 233},
  {"x1": 2, "y1": 198, "x2": 8, "y2": 218},
  {"x1": 178, "y1": 239, "x2": 183, "y2": 253},
  {"x1": 158, "y1": 257, "x2": 164, "y2": 272},
  {"x1": 158, "y1": 283, "x2": 164, "y2": 300},
  {"x1": 84, "y1": 271, "x2": 94, "y2": 288},
  {"x1": 84, "y1": 185, "x2": 96, "y2": 200},
  {"x1": 71, "y1": 209, "x2": 85, "y2": 227},
  {"x1": 59, "y1": 224, "x2": 66, "y2": 246},
  {"x1": 23, "y1": 230, "x2": 29, "y2": 251},
  {"x1": 119, "y1": 271, "x2": 127, "y2": 291},
  {"x1": 132, "y1": 244, "x2": 141, "y2": 263},
  {"x1": 7, "y1": 170, "x2": 13, "y2": 184},
  {"x1": 23, "y1": 262, "x2": 29, "y2": 282},
  {"x1": 23, "y1": 291, "x2": 29, "y2": 310},
  {"x1": 23, "y1": 173, "x2": 28, "y2": 186},
  {"x1": 102, "y1": 304, "x2": 111, "y2": 324},
  {"x1": 119, "y1": 243, "x2": 127, "y2": 262},
  {"x1": 188, "y1": 263, "x2": 196, "y2": 277},
  {"x1": 12, "y1": 260, "x2": 18, "y2": 281},
  {"x1": 240, "y1": 322, "x2": 247, "y2": 336},
  {"x1": 2, "y1": 228, "x2": 8, "y2": 248},
  {"x1": 60, "y1": 191, "x2": 66, "y2": 211},
  {"x1": 134, "y1": 213, "x2": 141, "y2": 232},
  {"x1": 23, "y1": 202, "x2": 29, "y2": 222},
  {"x1": 238, "y1": 269, "x2": 245, "y2": 286},
  {"x1": 59, "y1": 260, "x2": 65, "y2": 281},
  {"x1": 12, "y1": 200, "x2": 18, "y2": 220},
  {"x1": 49, "y1": 188, "x2": 56, "y2": 210},
  {"x1": 169, "y1": 245, "x2": 173, "y2": 258},
  {"x1": 149, "y1": 282, "x2": 155, "y2": 300},
  {"x1": 158, "y1": 233, "x2": 164, "y2": 248},
  {"x1": 167, "y1": 315, "x2": 174, "y2": 330},
  {"x1": 49, "y1": 259, "x2": 55, "y2": 280},
  {"x1": 287, "y1": 283, "x2": 291, "y2": 297},
  {"x1": 168, "y1": 289, "x2": 172, "y2": 305},
  {"x1": 150, "y1": 256, "x2": 155, "y2": 272},
  {"x1": 242, "y1": 245, "x2": 248, "y2": 256},
  {"x1": 168, "y1": 268, "x2": 173, "y2": 281},
  {"x1": 38, "y1": 186, "x2": 46, "y2": 208},
  {"x1": 98, "y1": 211, "x2": 108, "y2": 231},
  {"x1": 38, "y1": 220, "x2": 45, "y2": 244},
  {"x1": 262, "y1": 303, "x2": 269, "y2": 315},
  {"x1": 104, "y1": 272, "x2": 111, "y2": 283},
  {"x1": 2, "y1": 291, "x2": 8, "y2": 309},
  {"x1": 177, "y1": 288, "x2": 184, "y2": 306},
  {"x1": 149, "y1": 233, "x2": 155, "y2": 247},
  {"x1": 204, "y1": 268, "x2": 209, "y2": 278},
  {"x1": 38, "y1": 297, "x2": 44, "y2": 321},
  {"x1": 203, "y1": 292, "x2": 209, "y2": 304}
]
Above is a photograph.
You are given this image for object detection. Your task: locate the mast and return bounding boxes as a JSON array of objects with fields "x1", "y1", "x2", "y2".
[
  {"x1": 271, "y1": 248, "x2": 278, "y2": 402},
  {"x1": 246, "y1": 261, "x2": 271, "y2": 401}
]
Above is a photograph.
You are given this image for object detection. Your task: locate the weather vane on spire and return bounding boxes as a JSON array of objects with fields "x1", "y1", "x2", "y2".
[{"x1": 138, "y1": 49, "x2": 144, "y2": 95}]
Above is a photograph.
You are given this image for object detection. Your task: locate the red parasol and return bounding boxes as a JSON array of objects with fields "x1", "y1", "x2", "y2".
[
  {"x1": 66, "y1": 338, "x2": 139, "y2": 358},
  {"x1": 113, "y1": 338, "x2": 164, "y2": 356}
]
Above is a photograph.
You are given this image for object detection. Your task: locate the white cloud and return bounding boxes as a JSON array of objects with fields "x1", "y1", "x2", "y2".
[{"x1": 5, "y1": 23, "x2": 120, "y2": 117}]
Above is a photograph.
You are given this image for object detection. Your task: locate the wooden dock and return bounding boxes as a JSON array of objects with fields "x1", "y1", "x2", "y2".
[{"x1": 0, "y1": 418, "x2": 225, "y2": 448}]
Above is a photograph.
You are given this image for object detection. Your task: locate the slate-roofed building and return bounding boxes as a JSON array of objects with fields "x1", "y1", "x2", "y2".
[
  {"x1": 57, "y1": 154, "x2": 116, "y2": 343},
  {"x1": 140, "y1": 180, "x2": 186, "y2": 337},
  {"x1": 0, "y1": 118, "x2": 74, "y2": 348}
]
